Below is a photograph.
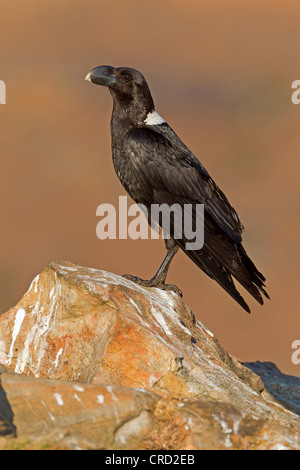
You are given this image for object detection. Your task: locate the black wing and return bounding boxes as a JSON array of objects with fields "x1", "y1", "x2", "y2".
[
  {"x1": 122, "y1": 126, "x2": 268, "y2": 312},
  {"x1": 124, "y1": 126, "x2": 244, "y2": 243}
]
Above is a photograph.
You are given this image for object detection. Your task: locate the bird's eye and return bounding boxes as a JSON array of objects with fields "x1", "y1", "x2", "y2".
[{"x1": 123, "y1": 74, "x2": 132, "y2": 82}]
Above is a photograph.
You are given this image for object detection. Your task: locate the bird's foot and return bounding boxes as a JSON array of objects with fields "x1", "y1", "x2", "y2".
[{"x1": 122, "y1": 274, "x2": 182, "y2": 297}]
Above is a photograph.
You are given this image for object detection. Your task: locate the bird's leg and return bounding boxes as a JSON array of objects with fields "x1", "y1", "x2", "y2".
[{"x1": 122, "y1": 240, "x2": 182, "y2": 296}]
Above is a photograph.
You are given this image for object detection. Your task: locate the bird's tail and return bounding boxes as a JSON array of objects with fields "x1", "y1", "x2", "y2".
[
  {"x1": 180, "y1": 241, "x2": 269, "y2": 314},
  {"x1": 181, "y1": 245, "x2": 252, "y2": 313}
]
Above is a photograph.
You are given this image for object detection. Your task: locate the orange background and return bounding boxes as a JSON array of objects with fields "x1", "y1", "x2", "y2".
[{"x1": 0, "y1": 0, "x2": 300, "y2": 376}]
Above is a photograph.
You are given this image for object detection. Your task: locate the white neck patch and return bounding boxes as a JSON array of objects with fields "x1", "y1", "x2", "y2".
[{"x1": 144, "y1": 110, "x2": 166, "y2": 126}]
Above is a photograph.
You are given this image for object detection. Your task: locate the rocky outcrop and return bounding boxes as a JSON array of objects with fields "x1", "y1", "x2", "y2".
[
  {"x1": 0, "y1": 261, "x2": 299, "y2": 449},
  {"x1": 0, "y1": 365, "x2": 156, "y2": 449}
]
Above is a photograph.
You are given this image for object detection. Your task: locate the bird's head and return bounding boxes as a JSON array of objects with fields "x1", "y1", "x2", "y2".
[{"x1": 85, "y1": 65, "x2": 155, "y2": 123}]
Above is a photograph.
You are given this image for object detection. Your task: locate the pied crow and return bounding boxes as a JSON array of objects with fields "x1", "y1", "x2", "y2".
[{"x1": 85, "y1": 65, "x2": 269, "y2": 313}]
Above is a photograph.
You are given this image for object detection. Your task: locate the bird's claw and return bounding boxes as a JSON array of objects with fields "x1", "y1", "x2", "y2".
[
  {"x1": 160, "y1": 283, "x2": 183, "y2": 298},
  {"x1": 122, "y1": 274, "x2": 182, "y2": 297}
]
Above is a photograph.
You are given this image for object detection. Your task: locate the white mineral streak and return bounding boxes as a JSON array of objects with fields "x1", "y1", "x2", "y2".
[
  {"x1": 54, "y1": 393, "x2": 64, "y2": 406},
  {"x1": 34, "y1": 274, "x2": 62, "y2": 376},
  {"x1": 0, "y1": 340, "x2": 6, "y2": 364},
  {"x1": 25, "y1": 274, "x2": 40, "y2": 295},
  {"x1": 97, "y1": 394, "x2": 105, "y2": 404},
  {"x1": 41, "y1": 400, "x2": 56, "y2": 421},
  {"x1": 73, "y1": 394, "x2": 82, "y2": 403},
  {"x1": 14, "y1": 291, "x2": 42, "y2": 374},
  {"x1": 212, "y1": 413, "x2": 233, "y2": 449},
  {"x1": 150, "y1": 306, "x2": 172, "y2": 337},
  {"x1": 197, "y1": 320, "x2": 214, "y2": 337},
  {"x1": 107, "y1": 385, "x2": 118, "y2": 402},
  {"x1": 53, "y1": 348, "x2": 63, "y2": 368},
  {"x1": 107, "y1": 386, "x2": 120, "y2": 424},
  {"x1": 15, "y1": 272, "x2": 62, "y2": 377},
  {"x1": 7, "y1": 308, "x2": 26, "y2": 365}
]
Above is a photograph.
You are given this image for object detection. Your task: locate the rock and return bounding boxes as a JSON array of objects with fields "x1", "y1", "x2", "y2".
[
  {"x1": 246, "y1": 361, "x2": 300, "y2": 416},
  {"x1": 0, "y1": 365, "x2": 156, "y2": 449},
  {"x1": 0, "y1": 261, "x2": 299, "y2": 449}
]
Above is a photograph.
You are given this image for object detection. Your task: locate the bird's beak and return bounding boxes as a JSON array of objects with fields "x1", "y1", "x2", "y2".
[{"x1": 85, "y1": 65, "x2": 117, "y2": 87}]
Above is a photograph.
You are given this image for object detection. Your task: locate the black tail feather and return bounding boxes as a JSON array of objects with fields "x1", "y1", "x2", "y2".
[
  {"x1": 181, "y1": 244, "x2": 251, "y2": 314},
  {"x1": 177, "y1": 237, "x2": 269, "y2": 313},
  {"x1": 236, "y1": 244, "x2": 270, "y2": 301}
]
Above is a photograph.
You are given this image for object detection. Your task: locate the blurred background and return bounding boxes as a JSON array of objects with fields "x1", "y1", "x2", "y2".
[{"x1": 0, "y1": 0, "x2": 299, "y2": 376}]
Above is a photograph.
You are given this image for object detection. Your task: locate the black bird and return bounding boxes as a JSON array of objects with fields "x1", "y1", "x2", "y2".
[{"x1": 85, "y1": 65, "x2": 269, "y2": 313}]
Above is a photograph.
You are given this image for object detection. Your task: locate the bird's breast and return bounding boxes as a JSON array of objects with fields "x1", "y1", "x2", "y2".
[{"x1": 112, "y1": 146, "x2": 144, "y2": 203}]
